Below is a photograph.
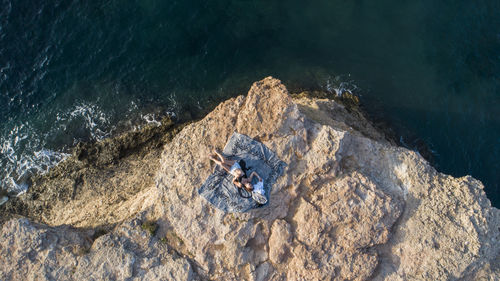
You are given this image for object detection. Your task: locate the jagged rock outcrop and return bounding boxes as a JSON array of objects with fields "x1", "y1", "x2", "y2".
[{"x1": 1, "y1": 77, "x2": 499, "y2": 280}]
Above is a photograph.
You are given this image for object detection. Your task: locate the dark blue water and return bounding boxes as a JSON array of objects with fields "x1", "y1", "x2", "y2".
[{"x1": 1, "y1": 0, "x2": 499, "y2": 206}]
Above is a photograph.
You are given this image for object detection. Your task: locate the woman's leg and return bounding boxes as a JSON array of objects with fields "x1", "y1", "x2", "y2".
[
  {"x1": 213, "y1": 151, "x2": 237, "y2": 165},
  {"x1": 221, "y1": 163, "x2": 232, "y2": 172},
  {"x1": 209, "y1": 157, "x2": 233, "y2": 173},
  {"x1": 213, "y1": 150, "x2": 237, "y2": 165},
  {"x1": 213, "y1": 150, "x2": 224, "y2": 162}
]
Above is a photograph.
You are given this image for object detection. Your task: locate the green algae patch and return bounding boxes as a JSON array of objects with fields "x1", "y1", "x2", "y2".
[
  {"x1": 166, "y1": 230, "x2": 185, "y2": 247},
  {"x1": 339, "y1": 91, "x2": 360, "y2": 109},
  {"x1": 141, "y1": 221, "x2": 159, "y2": 236}
]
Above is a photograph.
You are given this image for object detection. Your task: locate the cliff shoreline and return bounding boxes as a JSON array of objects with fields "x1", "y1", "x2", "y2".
[
  {"x1": 0, "y1": 82, "x2": 381, "y2": 227},
  {"x1": 1, "y1": 77, "x2": 498, "y2": 280}
]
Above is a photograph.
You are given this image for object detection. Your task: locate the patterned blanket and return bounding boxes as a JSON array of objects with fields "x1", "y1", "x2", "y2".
[{"x1": 198, "y1": 132, "x2": 286, "y2": 213}]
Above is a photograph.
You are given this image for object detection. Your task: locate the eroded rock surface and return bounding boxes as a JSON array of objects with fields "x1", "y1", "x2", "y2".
[
  {"x1": 0, "y1": 217, "x2": 198, "y2": 281},
  {"x1": 1, "y1": 77, "x2": 499, "y2": 280}
]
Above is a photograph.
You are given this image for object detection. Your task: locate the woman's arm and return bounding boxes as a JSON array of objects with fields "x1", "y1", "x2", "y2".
[
  {"x1": 250, "y1": 171, "x2": 262, "y2": 181},
  {"x1": 248, "y1": 172, "x2": 256, "y2": 182}
]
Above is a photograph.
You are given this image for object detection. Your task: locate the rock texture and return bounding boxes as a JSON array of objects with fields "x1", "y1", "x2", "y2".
[
  {"x1": 1, "y1": 77, "x2": 499, "y2": 280},
  {"x1": 0, "y1": 217, "x2": 198, "y2": 281}
]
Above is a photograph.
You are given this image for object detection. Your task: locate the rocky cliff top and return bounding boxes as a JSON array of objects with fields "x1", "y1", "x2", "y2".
[{"x1": 1, "y1": 77, "x2": 499, "y2": 280}]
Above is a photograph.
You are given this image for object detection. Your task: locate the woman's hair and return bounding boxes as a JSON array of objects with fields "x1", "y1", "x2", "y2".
[{"x1": 239, "y1": 159, "x2": 248, "y2": 172}]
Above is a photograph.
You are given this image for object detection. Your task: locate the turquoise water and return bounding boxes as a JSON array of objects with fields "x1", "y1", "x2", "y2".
[{"x1": 1, "y1": 0, "x2": 499, "y2": 206}]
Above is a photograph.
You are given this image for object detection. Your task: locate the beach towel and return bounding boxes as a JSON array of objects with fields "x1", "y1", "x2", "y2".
[{"x1": 198, "y1": 132, "x2": 286, "y2": 213}]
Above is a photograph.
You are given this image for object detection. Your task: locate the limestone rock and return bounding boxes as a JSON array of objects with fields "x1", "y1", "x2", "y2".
[
  {"x1": 268, "y1": 219, "x2": 293, "y2": 264},
  {"x1": 236, "y1": 76, "x2": 295, "y2": 139},
  {"x1": 1, "y1": 77, "x2": 498, "y2": 280},
  {"x1": 152, "y1": 77, "x2": 499, "y2": 280},
  {"x1": 0, "y1": 217, "x2": 198, "y2": 281}
]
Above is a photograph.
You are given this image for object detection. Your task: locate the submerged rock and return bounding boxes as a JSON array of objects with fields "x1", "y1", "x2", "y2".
[{"x1": 1, "y1": 77, "x2": 499, "y2": 280}]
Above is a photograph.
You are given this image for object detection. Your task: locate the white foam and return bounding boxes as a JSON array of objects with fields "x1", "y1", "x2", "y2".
[
  {"x1": 323, "y1": 74, "x2": 359, "y2": 97},
  {"x1": 1, "y1": 127, "x2": 69, "y2": 195},
  {"x1": 68, "y1": 103, "x2": 111, "y2": 140},
  {"x1": 141, "y1": 113, "x2": 162, "y2": 127}
]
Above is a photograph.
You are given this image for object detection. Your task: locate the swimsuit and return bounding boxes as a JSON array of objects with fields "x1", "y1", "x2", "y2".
[{"x1": 229, "y1": 162, "x2": 242, "y2": 174}]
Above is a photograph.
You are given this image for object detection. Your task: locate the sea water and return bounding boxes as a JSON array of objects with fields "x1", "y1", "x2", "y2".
[{"x1": 0, "y1": 0, "x2": 499, "y2": 206}]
